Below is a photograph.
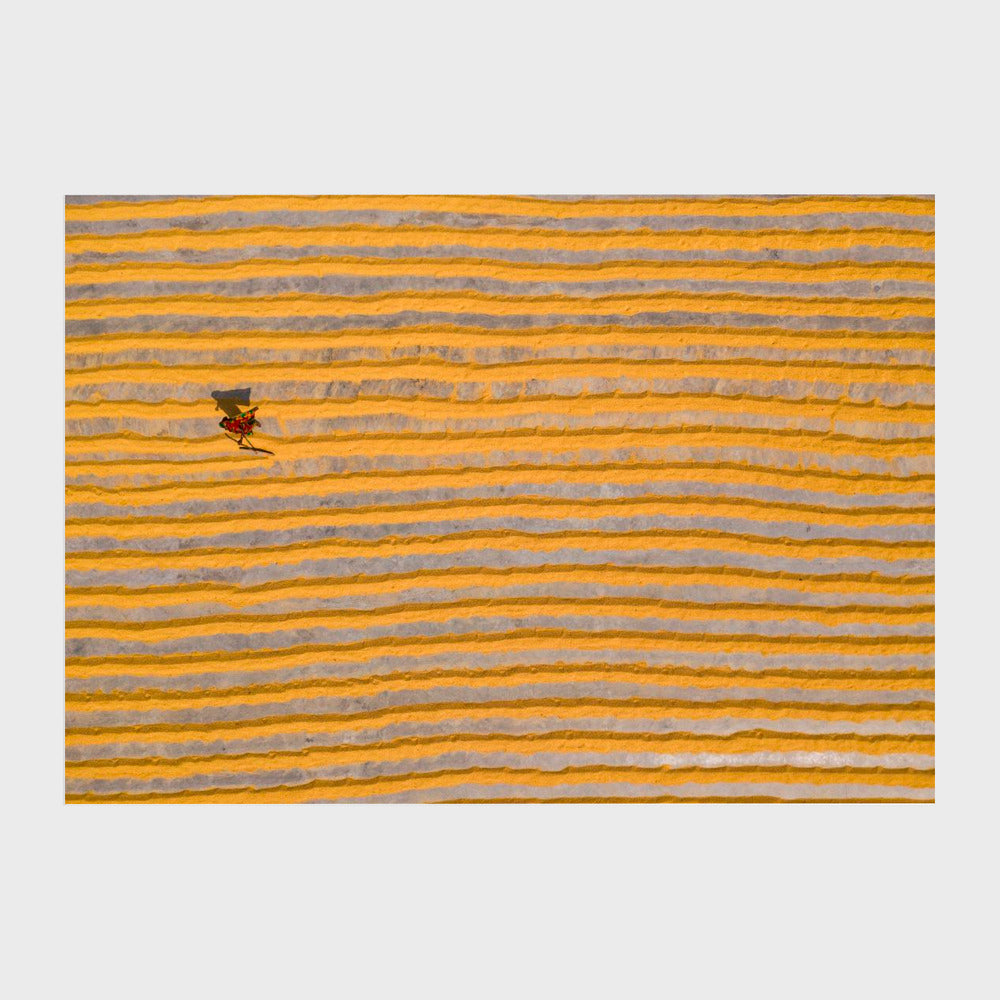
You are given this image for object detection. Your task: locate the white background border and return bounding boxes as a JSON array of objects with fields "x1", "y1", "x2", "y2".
[{"x1": 5, "y1": 2, "x2": 995, "y2": 996}]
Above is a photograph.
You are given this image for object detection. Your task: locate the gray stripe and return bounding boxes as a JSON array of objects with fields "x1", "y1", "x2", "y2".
[
  {"x1": 63, "y1": 582, "x2": 934, "y2": 623},
  {"x1": 64, "y1": 750, "x2": 934, "y2": 797},
  {"x1": 63, "y1": 195, "x2": 932, "y2": 205},
  {"x1": 66, "y1": 716, "x2": 935, "y2": 761},
  {"x1": 65, "y1": 547, "x2": 935, "y2": 590},
  {"x1": 62, "y1": 411, "x2": 937, "y2": 444},
  {"x1": 64, "y1": 680, "x2": 934, "y2": 728},
  {"x1": 65, "y1": 514, "x2": 934, "y2": 554},
  {"x1": 66, "y1": 195, "x2": 189, "y2": 205},
  {"x1": 64, "y1": 343, "x2": 936, "y2": 370},
  {"x1": 65, "y1": 244, "x2": 937, "y2": 267},
  {"x1": 64, "y1": 441, "x2": 936, "y2": 480},
  {"x1": 65, "y1": 481, "x2": 936, "y2": 521},
  {"x1": 67, "y1": 650, "x2": 934, "y2": 694},
  {"x1": 64, "y1": 445, "x2": 937, "y2": 489},
  {"x1": 64, "y1": 209, "x2": 936, "y2": 237},
  {"x1": 64, "y1": 594, "x2": 933, "y2": 624},
  {"x1": 64, "y1": 275, "x2": 936, "y2": 301},
  {"x1": 65, "y1": 310, "x2": 936, "y2": 336},
  {"x1": 65, "y1": 613, "x2": 935, "y2": 658},
  {"x1": 331, "y1": 781, "x2": 934, "y2": 803},
  {"x1": 63, "y1": 375, "x2": 937, "y2": 408}
]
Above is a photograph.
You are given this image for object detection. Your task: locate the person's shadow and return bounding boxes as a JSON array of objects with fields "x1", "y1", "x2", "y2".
[
  {"x1": 211, "y1": 388, "x2": 274, "y2": 455},
  {"x1": 211, "y1": 387, "x2": 253, "y2": 419}
]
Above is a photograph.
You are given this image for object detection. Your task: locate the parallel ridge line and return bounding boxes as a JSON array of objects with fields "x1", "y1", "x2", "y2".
[
  {"x1": 64, "y1": 255, "x2": 939, "y2": 276},
  {"x1": 65, "y1": 712, "x2": 937, "y2": 745},
  {"x1": 65, "y1": 438, "x2": 935, "y2": 461},
  {"x1": 64, "y1": 693, "x2": 937, "y2": 719},
  {"x1": 64, "y1": 740, "x2": 936, "y2": 777},
  {"x1": 61, "y1": 425, "x2": 938, "y2": 448},
  {"x1": 65, "y1": 696, "x2": 936, "y2": 733},
  {"x1": 64, "y1": 496, "x2": 938, "y2": 527},
  {"x1": 63, "y1": 660, "x2": 936, "y2": 681},
  {"x1": 66, "y1": 680, "x2": 936, "y2": 711},
  {"x1": 64, "y1": 596, "x2": 937, "y2": 630},
  {"x1": 65, "y1": 434, "x2": 935, "y2": 461},
  {"x1": 63, "y1": 391, "x2": 938, "y2": 411},
  {"x1": 64, "y1": 223, "x2": 938, "y2": 242},
  {"x1": 61, "y1": 765, "x2": 937, "y2": 806},
  {"x1": 64, "y1": 299, "x2": 935, "y2": 323},
  {"x1": 66, "y1": 219, "x2": 937, "y2": 237},
  {"x1": 63, "y1": 324, "x2": 938, "y2": 345},
  {"x1": 64, "y1": 664, "x2": 938, "y2": 698},
  {"x1": 64, "y1": 195, "x2": 937, "y2": 214},
  {"x1": 64, "y1": 460, "x2": 938, "y2": 494},
  {"x1": 64, "y1": 532, "x2": 937, "y2": 564},
  {"x1": 65, "y1": 533, "x2": 935, "y2": 556},
  {"x1": 63, "y1": 442, "x2": 937, "y2": 473},
  {"x1": 66, "y1": 288, "x2": 938, "y2": 302},
  {"x1": 63, "y1": 229, "x2": 936, "y2": 258},
  {"x1": 64, "y1": 282, "x2": 937, "y2": 299},
  {"x1": 65, "y1": 357, "x2": 938, "y2": 378},
  {"x1": 63, "y1": 566, "x2": 937, "y2": 600},
  {"x1": 65, "y1": 731, "x2": 938, "y2": 770},
  {"x1": 65, "y1": 642, "x2": 939, "y2": 682},
  {"x1": 65, "y1": 633, "x2": 939, "y2": 673}
]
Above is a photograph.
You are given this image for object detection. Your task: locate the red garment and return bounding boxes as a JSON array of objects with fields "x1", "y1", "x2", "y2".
[{"x1": 219, "y1": 406, "x2": 260, "y2": 437}]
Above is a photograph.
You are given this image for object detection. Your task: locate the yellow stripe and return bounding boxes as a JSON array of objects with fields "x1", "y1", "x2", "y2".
[
  {"x1": 64, "y1": 225, "x2": 936, "y2": 256},
  {"x1": 63, "y1": 392, "x2": 935, "y2": 423},
  {"x1": 64, "y1": 194, "x2": 936, "y2": 221},
  {"x1": 65, "y1": 289, "x2": 936, "y2": 320},
  {"x1": 64, "y1": 323, "x2": 937, "y2": 353},
  {"x1": 64, "y1": 424, "x2": 935, "y2": 466},
  {"x1": 64, "y1": 257, "x2": 938, "y2": 285},
  {"x1": 64, "y1": 432, "x2": 935, "y2": 464},
  {"x1": 64, "y1": 358, "x2": 936, "y2": 386}
]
